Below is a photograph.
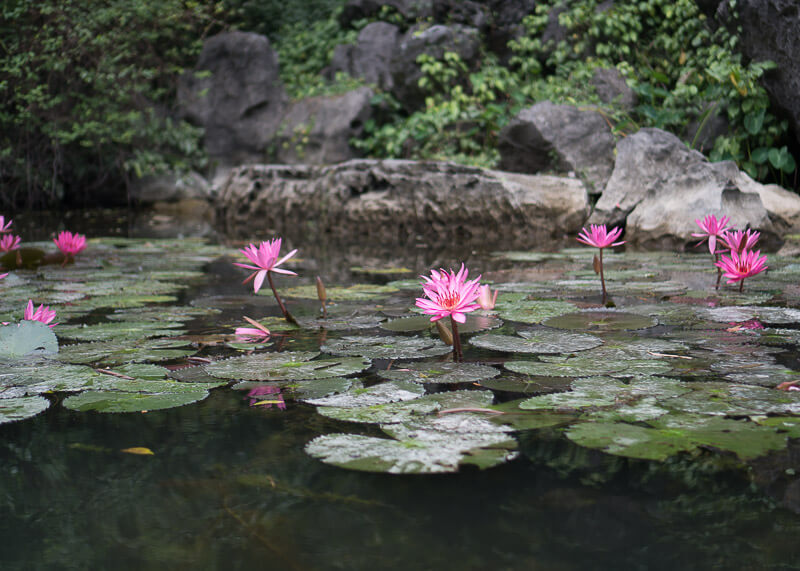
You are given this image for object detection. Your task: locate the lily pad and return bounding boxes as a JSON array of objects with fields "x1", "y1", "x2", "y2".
[
  {"x1": 543, "y1": 311, "x2": 658, "y2": 331},
  {"x1": 63, "y1": 389, "x2": 209, "y2": 413},
  {"x1": 282, "y1": 283, "x2": 399, "y2": 301},
  {"x1": 566, "y1": 422, "x2": 697, "y2": 461},
  {"x1": 56, "y1": 321, "x2": 185, "y2": 342},
  {"x1": 316, "y1": 389, "x2": 494, "y2": 424},
  {"x1": 471, "y1": 330, "x2": 602, "y2": 354},
  {"x1": 377, "y1": 361, "x2": 500, "y2": 384},
  {"x1": 234, "y1": 378, "x2": 355, "y2": 401},
  {"x1": 302, "y1": 379, "x2": 424, "y2": 407},
  {"x1": 321, "y1": 335, "x2": 451, "y2": 359},
  {"x1": 54, "y1": 338, "x2": 198, "y2": 365},
  {"x1": 496, "y1": 300, "x2": 578, "y2": 324},
  {"x1": 478, "y1": 374, "x2": 573, "y2": 394},
  {"x1": 507, "y1": 356, "x2": 672, "y2": 378},
  {"x1": 305, "y1": 425, "x2": 517, "y2": 474},
  {"x1": 0, "y1": 321, "x2": 58, "y2": 358},
  {"x1": 204, "y1": 351, "x2": 370, "y2": 381},
  {"x1": 0, "y1": 395, "x2": 50, "y2": 424},
  {"x1": 382, "y1": 313, "x2": 502, "y2": 334}
]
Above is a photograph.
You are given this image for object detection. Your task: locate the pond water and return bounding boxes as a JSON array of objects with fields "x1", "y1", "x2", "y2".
[{"x1": 2, "y1": 209, "x2": 800, "y2": 570}]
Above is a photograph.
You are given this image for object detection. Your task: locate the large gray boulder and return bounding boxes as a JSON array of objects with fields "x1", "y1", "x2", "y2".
[
  {"x1": 328, "y1": 22, "x2": 400, "y2": 90},
  {"x1": 273, "y1": 88, "x2": 374, "y2": 165},
  {"x1": 590, "y1": 128, "x2": 785, "y2": 250},
  {"x1": 498, "y1": 101, "x2": 616, "y2": 194},
  {"x1": 591, "y1": 67, "x2": 637, "y2": 111},
  {"x1": 216, "y1": 159, "x2": 589, "y2": 246},
  {"x1": 389, "y1": 24, "x2": 482, "y2": 112},
  {"x1": 177, "y1": 31, "x2": 287, "y2": 165}
]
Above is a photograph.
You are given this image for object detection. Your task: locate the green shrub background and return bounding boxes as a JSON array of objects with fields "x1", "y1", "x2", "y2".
[{"x1": 0, "y1": 0, "x2": 795, "y2": 208}]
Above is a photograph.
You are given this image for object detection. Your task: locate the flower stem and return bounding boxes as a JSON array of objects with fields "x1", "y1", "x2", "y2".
[
  {"x1": 267, "y1": 271, "x2": 298, "y2": 325},
  {"x1": 739, "y1": 279, "x2": 744, "y2": 293},
  {"x1": 599, "y1": 247, "x2": 607, "y2": 304},
  {"x1": 450, "y1": 315, "x2": 463, "y2": 362},
  {"x1": 714, "y1": 253, "x2": 721, "y2": 290}
]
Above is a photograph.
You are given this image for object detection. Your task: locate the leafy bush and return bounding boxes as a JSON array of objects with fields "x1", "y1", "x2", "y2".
[{"x1": 0, "y1": 0, "x2": 221, "y2": 208}]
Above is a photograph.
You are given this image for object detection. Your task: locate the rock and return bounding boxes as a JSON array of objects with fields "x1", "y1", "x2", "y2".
[
  {"x1": 432, "y1": 1, "x2": 490, "y2": 31},
  {"x1": 216, "y1": 159, "x2": 589, "y2": 247},
  {"x1": 589, "y1": 128, "x2": 783, "y2": 250},
  {"x1": 177, "y1": 31, "x2": 287, "y2": 164},
  {"x1": 327, "y1": 22, "x2": 400, "y2": 90},
  {"x1": 498, "y1": 101, "x2": 616, "y2": 194},
  {"x1": 273, "y1": 87, "x2": 374, "y2": 165},
  {"x1": 389, "y1": 24, "x2": 481, "y2": 112},
  {"x1": 129, "y1": 171, "x2": 212, "y2": 205},
  {"x1": 591, "y1": 67, "x2": 637, "y2": 111},
  {"x1": 717, "y1": 0, "x2": 800, "y2": 147}
]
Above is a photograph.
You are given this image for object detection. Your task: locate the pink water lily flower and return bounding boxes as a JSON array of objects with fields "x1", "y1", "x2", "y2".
[
  {"x1": 715, "y1": 249, "x2": 768, "y2": 292},
  {"x1": 721, "y1": 229, "x2": 760, "y2": 254},
  {"x1": 247, "y1": 385, "x2": 286, "y2": 409},
  {"x1": 0, "y1": 234, "x2": 21, "y2": 252},
  {"x1": 234, "y1": 316, "x2": 271, "y2": 341},
  {"x1": 416, "y1": 264, "x2": 482, "y2": 363},
  {"x1": 0, "y1": 216, "x2": 12, "y2": 233},
  {"x1": 0, "y1": 273, "x2": 7, "y2": 280},
  {"x1": 476, "y1": 284, "x2": 498, "y2": 310},
  {"x1": 692, "y1": 214, "x2": 730, "y2": 254},
  {"x1": 24, "y1": 300, "x2": 56, "y2": 327},
  {"x1": 576, "y1": 224, "x2": 625, "y2": 249},
  {"x1": 416, "y1": 264, "x2": 482, "y2": 324},
  {"x1": 53, "y1": 231, "x2": 87, "y2": 257},
  {"x1": 234, "y1": 239, "x2": 298, "y2": 293}
]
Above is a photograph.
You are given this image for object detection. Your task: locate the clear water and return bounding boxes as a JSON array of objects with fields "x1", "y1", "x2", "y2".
[{"x1": 2, "y1": 208, "x2": 800, "y2": 570}]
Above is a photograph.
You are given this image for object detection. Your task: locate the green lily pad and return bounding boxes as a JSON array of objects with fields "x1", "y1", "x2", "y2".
[
  {"x1": 282, "y1": 283, "x2": 399, "y2": 300},
  {"x1": 63, "y1": 389, "x2": 209, "y2": 413},
  {"x1": 316, "y1": 389, "x2": 494, "y2": 424},
  {"x1": 663, "y1": 383, "x2": 800, "y2": 416},
  {"x1": 321, "y1": 335, "x2": 451, "y2": 359},
  {"x1": 56, "y1": 321, "x2": 185, "y2": 342},
  {"x1": 297, "y1": 314, "x2": 384, "y2": 331},
  {"x1": 507, "y1": 356, "x2": 672, "y2": 378},
  {"x1": 0, "y1": 395, "x2": 50, "y2": 424},
  {"x1": 478, "y1": 374, "x2": 573, "y2": 394},
  {"x1": 350, "y1": 266, "x2": 413, "y2": 275},
  {"x1": 377, "y1": 361, "x2": 500, "y2": 384},
  {"x1": 520, "y1": 376, "x2": 626, "y2": 410},
  {"x1": 496, "y1": 300, "x2": 578, "y2": 324},
  {"x1": 234, "y1": 378, "x2": 355, "y2": 401},
  {"x1": 543, "y1": 311, "x2": 658, "y2": 331},
  {"x1": 305, "y1": 425, "x2": 517, "y2": 474},
  {"x1": 470, "y1": 330, "x2": 602, "y2": 354},
  {"x1": 204, "y1": 351, "x2": 370, "y2": 381},
  {"x1": 381, "y1": 313, "x2": 502, "y2": 334},
  {"x1": 303, "y1": 379, "x2": 424, "y2": 407},
  {"x1": 487, "y1": 400, "x2": 576, "y2": 430},
  {"x1": 0, "y1": 321, "x2": 58, "y2": 359},
  {"x1": 566, "y1": 422, "x2": 697, "y2": 461},
  {"x1": 55, "y1": 338, "x2": 198, "y2": 365}
]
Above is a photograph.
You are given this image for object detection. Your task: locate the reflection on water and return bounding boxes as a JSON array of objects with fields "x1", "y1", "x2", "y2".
[{"x1": 1, "y1": 208, "x2": 800, "y2": 569}]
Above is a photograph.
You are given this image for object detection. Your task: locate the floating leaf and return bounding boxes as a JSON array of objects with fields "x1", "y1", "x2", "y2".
[
  {"x1": 316, "y1": 390, "x2": 494, "y2": 424},
  {"x1": 282, "y1": 283, "x2": 399, "y2": 300},
  {"x1": 56, "y1": 321, "x2": 185, "y2": 342},
  {"x1": 234, "y1": 378, "x2": 355, "y2": 401},
  {"x1": 496, "y1": 300, "x2": 578, "y2": 324},
  {"x1": 321, "y1": 335, "x2": 451, "y2": 359},
  {"x1": 305, "y1": 425, "x2": 517, "y2": 474},
  {"x1": 303, "y1": 380, "x2": 424, "y2": 407},
  {"x1": 507, "y1": 356, "x2": 672, "y2": 378},
  {"x1": 566, "y1": 422, "x2": 696, "y2": 461},
  {"x1": 63, "y1": 389, "x2": 209, "y2": 413},
  {"x1": 204, "y1": 351, "x2": 370, "y2": 381},
  {"x1": 0, "y1": 395, "x2": 50, "y2": 424},
  {"x1": 470, "y1": 330, "x2": 602, "y2": 354},
  {"x1": 0, "y1": 321, "x2": 58, "y2": 359},
  {"x1": 478, "y1": 374, "x2": 573, "y2": 394},
  {"x1": 377, "y1": 361, "x2": 500, "y2": 384},
  {"x1": 543, "y1": 311, "x2": 658, "y2": 331},
  {"x1": 296, "y1": 315, "x2": 384, "y2": 330},
  {"x1": 55, "y1": 339, "x2": 198, "y2": 365},
  {"x1": 382, "y1": 313, "x2": 502, "y2": 334}
]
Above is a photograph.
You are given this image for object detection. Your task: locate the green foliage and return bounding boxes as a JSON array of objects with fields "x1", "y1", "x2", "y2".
[
  {"x1": 0, "y1": 0, "x2": 220, "y2": 207},
  {"x1": 222, "y1": 0, "x2": 346, "y2": 42}
]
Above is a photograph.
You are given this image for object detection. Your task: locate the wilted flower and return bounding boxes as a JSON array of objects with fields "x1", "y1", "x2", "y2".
[
  {"x1": 53, "y1": 231, "x2": 87, "y2": 258},
  {"x1": 0, "y1": 216, "x2": 12, "y2": 233},
  {"x1": 24, "y1": 300, "x2": 56, "y2": 327},
  {"x1": 233, "y1": 238, "x2": 297, "y2": 293},
  {"x1": 692, "y1": 214, "x2": 730, "y2": 254},
  {"x1": 0, "y1": 234, "x2": 21, "y2": 252},
  {"x1": 476, "y1": 284, "x2": 498, "y2": 310},
  {"x1": 715, "y1": 249, "x2": 768, "y2": 292}
]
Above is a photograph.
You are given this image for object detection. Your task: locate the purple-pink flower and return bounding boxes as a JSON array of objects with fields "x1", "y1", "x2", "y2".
[
  {"x1": 692, "y1": 214, "x2": 730, "y2": 254},
  {"x1": 0, "y1": 216, "x2": 12, "y2": 233},
  {"x1": 0, "y1": 234, "x2": 21, "y2": 252},
  {"x1": 234, "y1": 316, "x2": 271, "y2": 341},
  {"x1": 576, "y1": 224, "x2": 625, "y2": 249},
  {"x1": 247, "y1": 385, "x2": 286, "y2": 409},
  {"x1": 415, "y1": 264, "x2": 482, "y2": 324},
  {"x1": 714, "y1": 249, "x2": 767, "y2": 289},
  {"x1": 234, "y1": 238, "x2": 298, "y2": 293},
  {"x1": 53, "y1": 231, "x2": 87, "y2": 257},
  {"x1": 721, "y1": 229, "x2": 760, "y2": 254},
  {"x1": 24, "y1": 300, "x2": 56, "y2": 327}
]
